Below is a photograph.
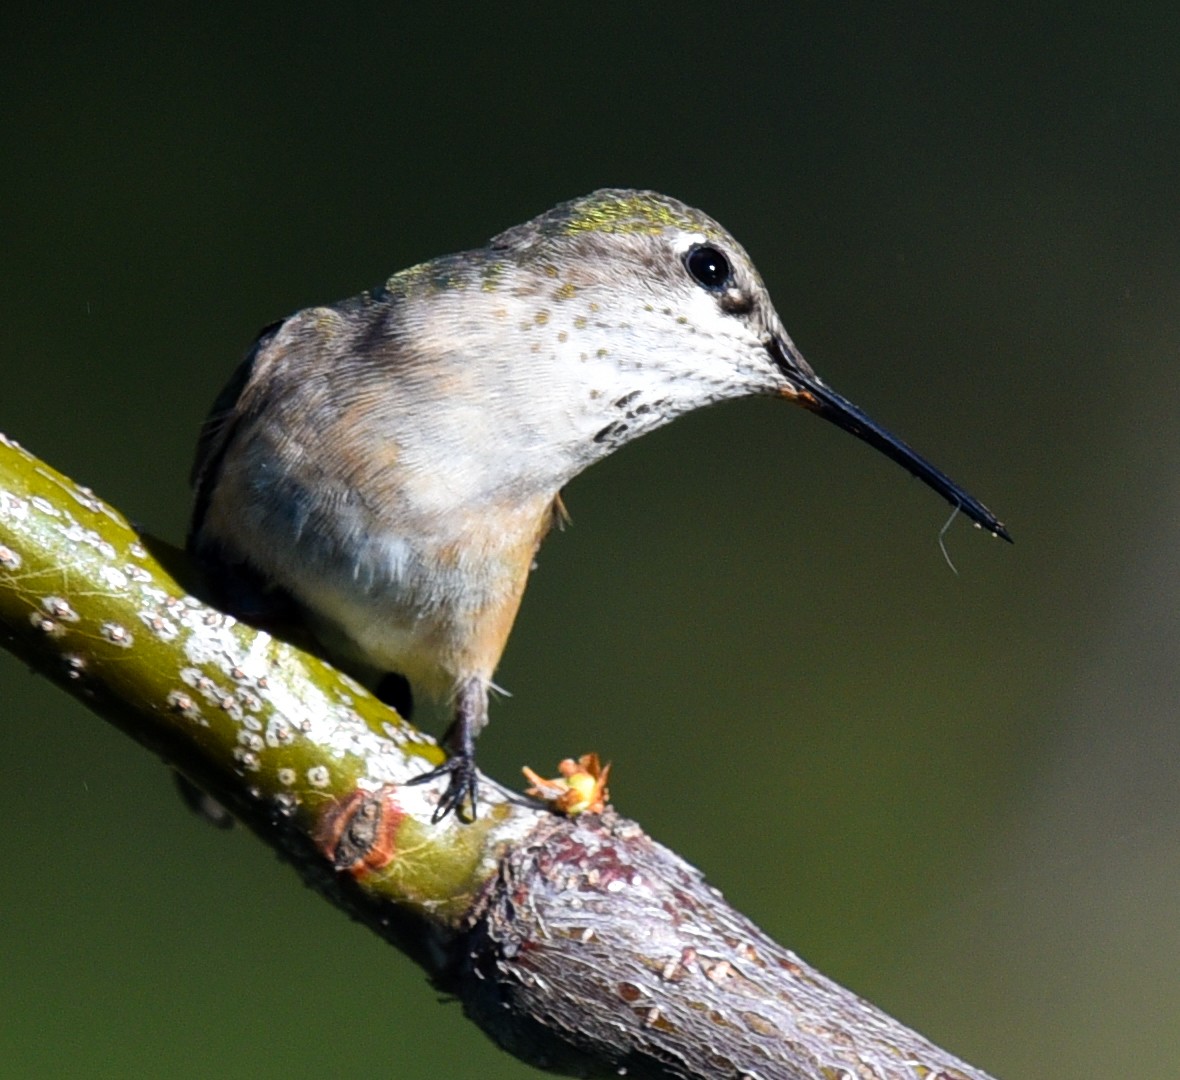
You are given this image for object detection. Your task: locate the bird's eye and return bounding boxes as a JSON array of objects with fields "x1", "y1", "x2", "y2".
[{"x1": 684, "y1": 244, "x2": 732, "y2": 291}]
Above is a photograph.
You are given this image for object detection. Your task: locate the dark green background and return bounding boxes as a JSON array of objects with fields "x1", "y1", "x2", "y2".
[{"x1": 3, "y1": 5, "x2": 1178, "y2": 1077}]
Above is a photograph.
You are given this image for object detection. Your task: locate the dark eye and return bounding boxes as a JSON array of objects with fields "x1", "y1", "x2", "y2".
[{"x1": 684, "y1": 244, "x2": 732, "y2": 291}]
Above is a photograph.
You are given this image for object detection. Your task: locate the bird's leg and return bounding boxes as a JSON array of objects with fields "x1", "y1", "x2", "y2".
[{"x1": 406, "y1": 675, "x2": 486, "y2": 823}]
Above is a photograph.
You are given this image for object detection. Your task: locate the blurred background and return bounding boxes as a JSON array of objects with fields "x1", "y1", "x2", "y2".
[{"x1": 2, "y1": 5, "x2": 1178, "y2": 1077}]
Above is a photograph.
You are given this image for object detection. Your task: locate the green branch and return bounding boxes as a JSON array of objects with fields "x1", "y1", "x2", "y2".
[{"x1": 0, "y1": 431, "x2": 999, "y2": 1080}]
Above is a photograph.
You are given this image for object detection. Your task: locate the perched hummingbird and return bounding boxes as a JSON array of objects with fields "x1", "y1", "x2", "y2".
[{"x1": 189, "y1": 189, "x2": 1009, "y2": 822}]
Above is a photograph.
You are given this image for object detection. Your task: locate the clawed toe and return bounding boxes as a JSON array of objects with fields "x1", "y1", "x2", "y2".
[{"x1": 406, "y1": 754, "x2": 479, "y2": 822}]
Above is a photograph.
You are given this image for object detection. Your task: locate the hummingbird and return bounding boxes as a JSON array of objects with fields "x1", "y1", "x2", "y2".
[{"x1": 188, "y1": 189, "x2": 1009, "y2": 822}]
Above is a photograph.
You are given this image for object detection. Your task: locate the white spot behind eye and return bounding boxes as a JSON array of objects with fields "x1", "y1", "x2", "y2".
[{"x1": 670, "y1": 231, "x2": 708, "y2": 256}]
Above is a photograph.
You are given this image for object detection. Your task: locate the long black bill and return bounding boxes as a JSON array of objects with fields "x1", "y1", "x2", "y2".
[{"x1": 769, "y1": 338, "x2": 1011, "y2": 542}]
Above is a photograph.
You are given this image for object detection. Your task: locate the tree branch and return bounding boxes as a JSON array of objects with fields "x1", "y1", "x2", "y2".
[{"x1": 0, "y1": 431, "x2": 998, "y2": 1080}]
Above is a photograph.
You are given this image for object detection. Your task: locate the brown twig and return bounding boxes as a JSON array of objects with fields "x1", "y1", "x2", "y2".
[{"x1": 0, "y1": 432, "x2": 998, "y2": 1080}]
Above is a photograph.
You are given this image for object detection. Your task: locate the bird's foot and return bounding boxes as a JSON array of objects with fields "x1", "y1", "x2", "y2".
[
  {"x1": 406, "y1": 752, "x2": 479, "y2": 823},
  {"x1": 173, "y1": 772, "x2": 235, "y2": 829}
]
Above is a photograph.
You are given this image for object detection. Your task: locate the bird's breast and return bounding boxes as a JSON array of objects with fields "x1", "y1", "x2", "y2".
[{"x1": 204, "y1": 440, "x2": 556, "y2": 697}]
